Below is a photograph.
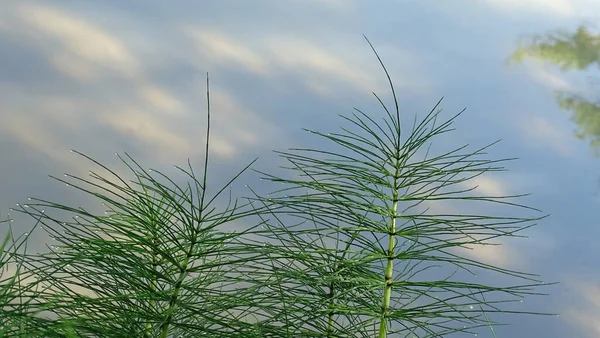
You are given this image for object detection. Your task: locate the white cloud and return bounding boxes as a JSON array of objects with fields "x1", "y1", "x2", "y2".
[
  {"x1": 484, "y1": 0, "x2": 600, "y2": 19},
  {"x1": 207, "y1": 88, "x2": 280, "y2": 156},
  {"x1": 183, "y1": 27, "x2": 270, "y2": 75},
  {"x1": 136, "y1": 84, "x2": 184, "y2": 115},
  {"x1": 422, "y1": 200, "x2": 515, "y2": 268},
  {"x1": 265, "y1": 36, "x2": 381, "y2": 95},
  {"x1": 0, "y1": 97, "x2": 90, "y2": 174},
  {"x1": 483, "y1": 0, "x2": 575, "y2": 17},
  {"x1": 455, "y1": 230, "x2": 554, "y2": 271},
  {"x1": 523, "y1": 63, "x2": 576, "y2": 93},
  {"x1": 561, "y1": 278, "x2": 600, "y2": 337},
  {"x1": 181, "y1": 26, "x2": 433, "y2": 100},
  {"x1": 269, "y1": 37, "x2": 434, "y2": 99},
  {"x1": 518, "y1": 115, "x2": 576, "y2": 157},
  {"x1": 467, "y1": 176, "x2": 509, "y2": 196},
  {"x1": 0, "y1": 4, "x2": 282, "y2": 165},
  {"x1": 460, "y1": 242, "x2": 513, "y2": 267},
  {"x1": 13, "y1": 3, "x2": 139, "y2": 80},
  {"x1": 97, "y1": 105, "x2": 191, "y2": 155},
  {"x1": 509, "y1": 62, "x2": 583, "y2": 158},
  {"x1": 302, "y1": 0, "x2": 350, "y2": 7}
]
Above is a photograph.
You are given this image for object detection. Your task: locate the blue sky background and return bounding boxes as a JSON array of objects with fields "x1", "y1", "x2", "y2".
[{"x1": 1, "y1": 0, "x2": 600, "y2": 336}]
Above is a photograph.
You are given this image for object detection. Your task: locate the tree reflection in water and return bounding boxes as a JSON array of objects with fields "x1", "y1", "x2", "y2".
[{"x1": 511, "y1": 25, "x2": 600, "y2": 155}]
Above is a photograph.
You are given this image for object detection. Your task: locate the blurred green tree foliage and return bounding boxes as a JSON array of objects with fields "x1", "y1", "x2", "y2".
[{"x1": 511, "y1": 25, "x2": 600, "y2": 154}]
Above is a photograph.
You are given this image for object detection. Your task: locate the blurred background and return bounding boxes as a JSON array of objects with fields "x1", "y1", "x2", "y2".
[{"x1": 1, "y1": 1, "x2": 599, "y2": 336}]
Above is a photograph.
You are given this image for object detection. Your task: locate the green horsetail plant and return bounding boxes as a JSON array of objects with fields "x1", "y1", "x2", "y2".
[
  {"x1": 0, "y1": 37, "x2": 555, "y2": 337},
  {"x1": 0, "y1": 213, "x2": 59, "y2": 337},
  {"x1": 6, "y1": 77, "x2": 273, "y2": 338},
  {"x1": 234, "y1": 36, "x2": 555, "y2": 337},
  {"x1": 0, "y1": 218, "x2": 30, "y2": 336}
]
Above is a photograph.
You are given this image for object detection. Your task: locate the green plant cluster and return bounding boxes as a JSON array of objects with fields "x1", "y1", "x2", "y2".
[{"x1": 0, "y1": 38, "x2": 554, "y2": 337}]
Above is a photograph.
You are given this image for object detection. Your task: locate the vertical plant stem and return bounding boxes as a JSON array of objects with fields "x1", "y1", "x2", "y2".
[
  {"x1": 144, "y1": 233, "x2": 160, "y2": 338},
  {"x1": 327, "y1": 280, "x2": 335, "y2": 337},
  {"x1": 159, "y1": 254, "x2": 190, "y2": 338},
  {"x1": 379, "y1": 189, "x2": 399, "y2": 338},
  {"x1": 159, "y1": 73, "x2": 212, "y2": 338}
]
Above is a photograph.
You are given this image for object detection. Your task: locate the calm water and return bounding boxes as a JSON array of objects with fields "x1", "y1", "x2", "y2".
[{"x1": 1, "y1": 1, "x2": 599, "y2": 337}]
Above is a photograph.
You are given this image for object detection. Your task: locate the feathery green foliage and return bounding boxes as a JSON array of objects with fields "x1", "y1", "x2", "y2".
[
  {"x1": 236, "y1": 37, "x2": 553, "y2": 337},
  {"x1": 0, "y1": 37, "x2": 554, "y2": 337}
]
